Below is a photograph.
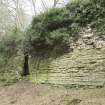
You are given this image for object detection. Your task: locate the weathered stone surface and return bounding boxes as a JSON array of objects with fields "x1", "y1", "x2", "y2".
[{"x1": 47, "y1": 27, "x2": 105, "y2": 87}]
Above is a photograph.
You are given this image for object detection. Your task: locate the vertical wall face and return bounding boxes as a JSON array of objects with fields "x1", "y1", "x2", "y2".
[
  {"x1": 48, "y1": 49, "x2": 105, "y2": 86},
  {"x1": 30, "y1": 28, "x2": 105, "y2": 87},
  {"x1": 47, "y1": 28, "x2": 105, "y2": 87}
]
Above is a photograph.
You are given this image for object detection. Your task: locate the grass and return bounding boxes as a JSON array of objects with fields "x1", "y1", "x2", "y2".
[
  {"x1": 29, "y1": 73, "x2": 49, "y2": 84},
  {"x1": 66, "y1": 99, "x2": 82, "y2": 105}
]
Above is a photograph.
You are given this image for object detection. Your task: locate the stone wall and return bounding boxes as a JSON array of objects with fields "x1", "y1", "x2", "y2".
[
  {"x1": 48, "y1": 49, "x2": 105, "y2": 86},
  {"x1": 31, "y1": 27, "x2": 105, "y2": 87},
  {"x1": 47, "y1": 27, "x2": 105, "y2": 87}
]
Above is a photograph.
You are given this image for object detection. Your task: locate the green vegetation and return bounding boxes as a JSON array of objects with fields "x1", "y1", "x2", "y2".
[
  {"x1": 24, "y1": 0, "x2": 105, "y2": 58},
  {"x1": 0, "y1": 28, "x2": 24, "y2": 85},
  {"x1": 1, "y1": 0, "x2": 105, "y2": 85},
  {"x1": 29, "y1": 58, "x2": 51, "y2": 83},
  {"x1": 66, "y1": 0, "x2": 105, "y2": 35},
  {"x1": 24, "y1": 8, "x2": 71, "y2": 57},
  {"x1": 66, "y1": 98, "x2": 82, "y2": 105}
]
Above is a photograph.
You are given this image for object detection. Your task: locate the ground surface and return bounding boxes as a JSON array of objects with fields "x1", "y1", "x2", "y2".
[{"x1": 0, "y1": 81, "x2": 105, "y2": 105}]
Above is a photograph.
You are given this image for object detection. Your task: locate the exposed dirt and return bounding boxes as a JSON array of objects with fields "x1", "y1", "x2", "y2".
[{"x1": 0, "y1": 81, "x2": 105, "y2": 105}]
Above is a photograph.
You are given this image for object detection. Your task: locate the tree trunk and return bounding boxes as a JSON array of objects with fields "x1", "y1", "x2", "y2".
[{"x1": 23, "y1": 52, "x2": 29, "y2": 76}]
